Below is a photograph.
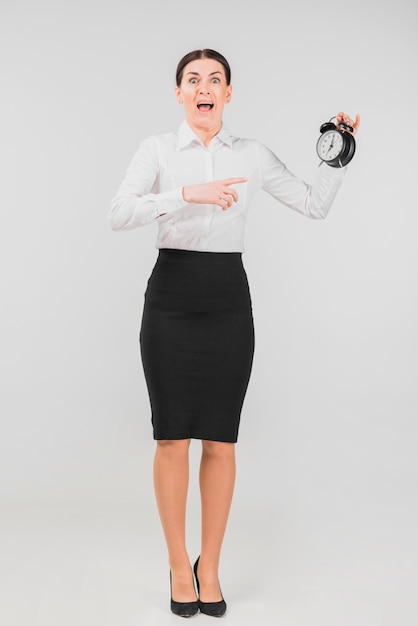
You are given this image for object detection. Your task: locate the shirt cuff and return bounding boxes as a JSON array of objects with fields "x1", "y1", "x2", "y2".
[{"x1": 155, "y1": 187, "x2": 188, "y2": 217}]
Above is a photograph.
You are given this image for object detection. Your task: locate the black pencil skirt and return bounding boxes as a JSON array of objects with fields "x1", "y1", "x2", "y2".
[{"x1": 140, "y1": 249, "x2": 255, "y2": 443}]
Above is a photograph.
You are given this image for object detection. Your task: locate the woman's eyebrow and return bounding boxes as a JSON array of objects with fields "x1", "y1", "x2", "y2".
[{"x1": 185, "y1": 71, "x2": 222, "y2": 77}]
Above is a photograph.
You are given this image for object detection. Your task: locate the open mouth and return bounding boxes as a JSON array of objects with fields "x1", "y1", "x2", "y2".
[{"x1": 197, "y1": 102, "x2": 214, "y2": 112}]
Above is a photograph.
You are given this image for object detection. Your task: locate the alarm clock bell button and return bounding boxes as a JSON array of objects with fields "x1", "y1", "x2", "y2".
[{"x1": 338, "y1": 122, "x2": 354, "y2": 133}]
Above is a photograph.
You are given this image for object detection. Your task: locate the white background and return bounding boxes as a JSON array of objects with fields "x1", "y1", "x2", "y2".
[{"x1": 1, "y1": 0, "x2": 417, "y2": 624}]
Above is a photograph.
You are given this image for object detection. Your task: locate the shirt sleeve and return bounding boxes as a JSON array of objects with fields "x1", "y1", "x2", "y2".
[
  {"x1": 108, "y1": 137, "x2": 188, "y2": 231},
  {"x1": 258, "y1": 142, "x2": 346, "y2": 219}
]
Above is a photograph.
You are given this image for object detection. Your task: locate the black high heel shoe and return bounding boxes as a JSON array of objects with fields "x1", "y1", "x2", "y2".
[
  {"x1": 170, "y1": 571, "x2": 199, "y2": 618},
  {"x1": 193, "y1": 557, "x2": 227, "y2": 618}
]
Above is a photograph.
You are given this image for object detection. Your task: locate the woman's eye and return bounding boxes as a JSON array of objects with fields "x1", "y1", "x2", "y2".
[
  {"x1": 189, "y1": 78, "x2": 198, "y2": 84},
  {"x1": 212, "y1": 78, "x2": 220, "y2": 83}
]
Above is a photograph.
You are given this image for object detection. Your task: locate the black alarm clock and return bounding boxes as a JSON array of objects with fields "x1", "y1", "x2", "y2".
[{"x1": 316, "y1": 118, "x2": 356, "y2": 168}]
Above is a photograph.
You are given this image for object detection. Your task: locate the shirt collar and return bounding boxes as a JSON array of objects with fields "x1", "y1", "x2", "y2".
[{"x1": 178, "y1": 120, "x2": 233, "y2": 150}]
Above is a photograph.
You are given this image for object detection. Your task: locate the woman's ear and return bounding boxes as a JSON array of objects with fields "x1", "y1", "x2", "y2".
[
  {"x1": 225, "y1": 85, "x2": 232, "y2": 103},
  {"x1": 175, "y1": 86, "x2": 183, "y2": 104}
]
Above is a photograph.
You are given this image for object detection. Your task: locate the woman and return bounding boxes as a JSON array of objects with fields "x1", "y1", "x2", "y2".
[{"x1": 109, "y1": 49, "x2": 360, "y2": 618}]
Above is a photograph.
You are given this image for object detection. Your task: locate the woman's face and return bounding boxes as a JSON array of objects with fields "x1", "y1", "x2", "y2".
[{"x1": 175, "y1": 58, "x2": 232, "y2": 135}]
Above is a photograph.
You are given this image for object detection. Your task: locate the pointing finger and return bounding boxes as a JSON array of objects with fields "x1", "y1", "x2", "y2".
[{"x1": 223, "y1": 177, "x2": 247, "y2": 186}]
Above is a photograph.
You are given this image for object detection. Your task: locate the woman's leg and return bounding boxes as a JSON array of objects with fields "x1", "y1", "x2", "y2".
[
  {"x1": 153, "y1": 439, "x2": 197, "y2": 602},
  {"x1": 198, "y1": 440, "x2": 236, "y2": 602}
]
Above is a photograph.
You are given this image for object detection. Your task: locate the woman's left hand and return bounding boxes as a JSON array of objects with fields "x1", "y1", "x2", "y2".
[{"x1": 336, "y1": 112, "x2": 360, "y2": 136}]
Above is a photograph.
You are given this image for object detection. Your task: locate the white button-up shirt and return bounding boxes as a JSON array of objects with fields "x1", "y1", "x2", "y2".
[{"x1": 109, "y1": 121, "x2": 346, "y2": 252}]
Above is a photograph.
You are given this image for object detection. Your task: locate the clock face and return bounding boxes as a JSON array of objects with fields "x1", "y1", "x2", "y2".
[{"x1": 317, "y1": 130, "x2": 343, "y2": 162}]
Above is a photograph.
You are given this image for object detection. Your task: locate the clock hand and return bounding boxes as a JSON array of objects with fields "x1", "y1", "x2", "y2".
[{"x1": 326, "y1": 135, "x2": 335, "y2": 154}]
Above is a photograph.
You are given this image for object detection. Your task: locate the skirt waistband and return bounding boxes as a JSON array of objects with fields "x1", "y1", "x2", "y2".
[{"x1": 158, "y1": 248, "x2": 242, "y2": 258}]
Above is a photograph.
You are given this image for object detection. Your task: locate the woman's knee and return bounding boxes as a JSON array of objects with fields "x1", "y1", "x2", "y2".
[
  {"x1": 201, "y1": 440, "x2": 235, "y2": 459},
  {"x1": 156, "y1": 439, "x2": 191, "y2": 455}
]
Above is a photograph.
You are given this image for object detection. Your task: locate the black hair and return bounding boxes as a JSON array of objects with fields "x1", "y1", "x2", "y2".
[{"x1": 175, "y1": 49, "x2": 231, "y2": 86}]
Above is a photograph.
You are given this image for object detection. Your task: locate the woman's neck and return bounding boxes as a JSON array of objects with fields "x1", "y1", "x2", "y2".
[{"x1": 186, "y1": 119, "x2": 222, "y2": 147}]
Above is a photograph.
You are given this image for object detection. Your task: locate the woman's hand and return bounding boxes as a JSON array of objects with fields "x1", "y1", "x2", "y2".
[
  {"x1": 336, "y1": 112, "x2": 361, "y2": 136},
  {"x1": 182, "y1": 178, "x2": 247, "y2": 210}
]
